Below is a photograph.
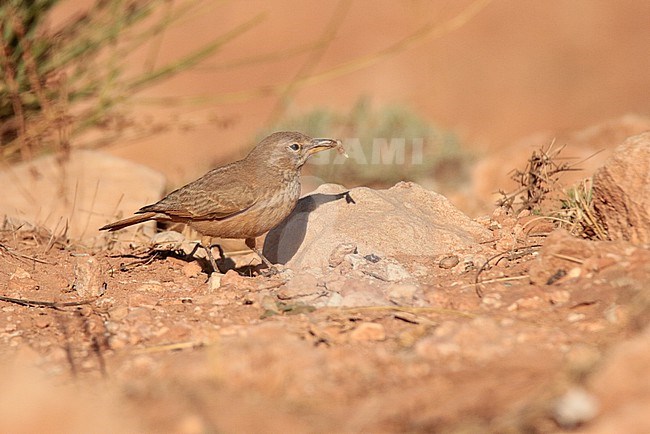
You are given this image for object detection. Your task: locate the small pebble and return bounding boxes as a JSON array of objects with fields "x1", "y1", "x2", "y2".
[
  {"x1": 326, "y1": 292, "x2": 344, "y2": 307},
  {"x1": 384, "y1": 263, "x2": 411, "y2": 282},
  {"x1": 208, "y1": 273, "x2": 223, "y2": 291},
  {"x1": 74, "y1": 256, "x2": 104, "y2": 297},
  {"x1": 135, "y1": 282, "x2": 165, "y2": 293},
  {"x1": 182, "y1": 262, "x2": 202, "y2": 278},
  {"x1": 439, "y1": 255, "x2": 460, "y2": 269},
  {"x1": 10, "y1": 267, "x2": 31, "y2": 280},
  {"x1": 276, "y1": 272, "x2": 319, "y2": 300},
  {"x1": 328, "y1": 243, "x2": 357, "y2": 267},
  {"x1": 349, "y1": 322, "x2": 386, "y2": 342},
  {"x1": 110, "y1": 306, "x2": 129, "y2": 321},
  {"x1": 34, "y1": 315, "x2": 52, "y2": 329},
  {"x1": 220, "y1": 269, "x2": 246, "y2": 287},
  {"x1": 364, "y1": 253, "x2": 381, "y2": 263},
  {"x1": 548, "y1": 290, "x2": 571, "y2": 305},
  {"x1": 568, "y1": 313, "x2": 586, "y2": 323},
  {"x1": 552, "y1": 387, "x2": 599, "y2": 428},
  {"x1": 388, "y1": 283, "x2": 418, "y2": 303},
  {"x1": 344, "y1": 253, "x2": 367, "y2": 269},
  {"x1": 128, "y1": 293, "x2": 160, "y2": 307},
  {"x1": 481, "y1": 294, "x2": 503, "y2": 308}
]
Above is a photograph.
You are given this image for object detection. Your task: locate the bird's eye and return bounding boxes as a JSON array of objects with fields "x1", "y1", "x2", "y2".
[{"x1": 289, "y1": 143, "x2": 301, "y2": 151}]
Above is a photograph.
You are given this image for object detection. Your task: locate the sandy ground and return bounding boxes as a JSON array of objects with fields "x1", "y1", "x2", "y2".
[{"x1": 0, "y1": 219, "x2": 648, "y2": 432}]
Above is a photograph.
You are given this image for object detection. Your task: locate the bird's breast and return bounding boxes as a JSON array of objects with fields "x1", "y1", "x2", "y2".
[{"x1": 189, "y1": 176, "x2": 301, "y2": 239}]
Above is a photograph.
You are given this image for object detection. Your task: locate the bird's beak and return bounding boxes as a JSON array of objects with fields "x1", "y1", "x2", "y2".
[{"x1": 305, "y1": 138, "x2": 341, "y2": 156}]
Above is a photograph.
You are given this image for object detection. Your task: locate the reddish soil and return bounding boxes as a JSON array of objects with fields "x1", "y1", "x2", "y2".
[
  {"x1": 3, "y1": 2, "x2": 650, "y2": 432},
  {"x1": 1, "y1": 220, "x2": 648, "y2": 433}
]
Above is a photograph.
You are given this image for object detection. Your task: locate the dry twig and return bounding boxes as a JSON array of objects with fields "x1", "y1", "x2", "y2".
[
  {"x1": 0, "y1": 294, "x2": 98, "y2": 309},
  {"x1": 474, "y1": 245, "x2": 541, "y2": 297}
]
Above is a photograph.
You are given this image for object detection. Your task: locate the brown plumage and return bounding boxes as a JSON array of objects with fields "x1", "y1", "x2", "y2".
[{"x1": 100, "y1": 131, "x2": 341, "y2": 272}]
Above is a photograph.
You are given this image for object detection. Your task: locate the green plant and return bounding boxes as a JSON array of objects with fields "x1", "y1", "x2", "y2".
[{"x1": 556, "y1": 178, "x2": 607, "y2": 240}]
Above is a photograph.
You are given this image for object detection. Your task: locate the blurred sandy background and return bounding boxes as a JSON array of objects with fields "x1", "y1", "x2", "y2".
[{"x1": 50, "y1": 0, "x2": 650, "y2": 190}]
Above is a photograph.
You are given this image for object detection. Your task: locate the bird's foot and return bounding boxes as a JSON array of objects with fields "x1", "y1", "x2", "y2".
[
  {"x1": 246, "y1": 242, "x2": 283, "y2": 277},
  {"x1": 258, "y1": 263, "x2": 293, "y2": 278},
  {"x1": 260, "y1": 266, "x2": 279, "y2": 277}
]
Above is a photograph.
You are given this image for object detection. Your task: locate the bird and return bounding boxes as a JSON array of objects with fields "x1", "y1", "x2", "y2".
[{"x1": 100, "y1": 131, "x2": 342, "y2": 273}]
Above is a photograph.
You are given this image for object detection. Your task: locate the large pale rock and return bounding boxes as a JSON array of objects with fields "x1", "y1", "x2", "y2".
[
  {"x1": 0, "y1": 150, "x2": 165, "y2": 244},
  {"x1": 593, "y1": 132, "x2": 650, "y2": 244},
  {"x1": 263, "y1": 182, "x2": 492, "y2": 270}
]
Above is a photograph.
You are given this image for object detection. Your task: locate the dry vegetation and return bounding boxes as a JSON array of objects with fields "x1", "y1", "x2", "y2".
[
  {"x1": 497, "y1": 142, "x2": 607, "y2": 240},
  {"x1": 0, "y1": 0, "x2": 267, "y2": 162}
]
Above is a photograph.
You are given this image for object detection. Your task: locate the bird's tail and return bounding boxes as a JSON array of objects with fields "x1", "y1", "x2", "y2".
[{"x1": 99, "y1": 212, "x2": 157, "y2": 231}]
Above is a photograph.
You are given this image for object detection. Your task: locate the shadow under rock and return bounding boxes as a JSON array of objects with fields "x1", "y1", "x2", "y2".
[{"x1": 263, "y1": 191, "x2": 354, "y2": 265}]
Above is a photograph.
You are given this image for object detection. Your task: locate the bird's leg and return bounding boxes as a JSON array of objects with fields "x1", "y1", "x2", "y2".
[
  {"x1": 245, "y1": 237, "x2": 277, "y2": 275},
  {"x1": 208, "y1": 243, "x2": 226, "y2": 261},
  {"x1": 201, "y1": 235, "x2": 220, "y2": 273}
]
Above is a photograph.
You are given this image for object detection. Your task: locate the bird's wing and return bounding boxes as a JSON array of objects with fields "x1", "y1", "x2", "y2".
[{"x1": 138, "y1": 165, "x2": 258, "y2": 220}]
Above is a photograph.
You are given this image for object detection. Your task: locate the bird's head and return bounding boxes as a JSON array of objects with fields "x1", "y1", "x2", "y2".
[{"x1": 248, "y1": 131, "x2": 341, "y2": 171}]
